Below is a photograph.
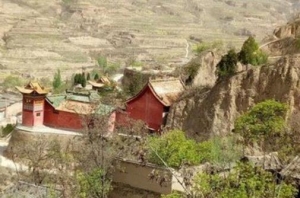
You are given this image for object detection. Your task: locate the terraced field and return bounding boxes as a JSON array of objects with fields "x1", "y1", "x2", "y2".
[{"x1": 0, "y1": 0, "x2": 296, "y2": 80}]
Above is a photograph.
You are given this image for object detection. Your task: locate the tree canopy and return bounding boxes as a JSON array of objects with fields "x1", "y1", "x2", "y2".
[
  {"x1": 193, "y1": 162, "x2": 296, "y2": 198},
  {"x1": 147, "y1": 130, "x2": 242, "y2": 168},
  {"x1": 73, "y1": 73, "x2": 86, "y2": 88},
  {"x1": 216, "y1": 49, "x2": 238, "y2": 78},
  {"x1": 239, "y1": 36, "x2": 268, "y2": 66},
  {"x1": 235, "y1": 100, "x2": 287, "y2": 140},
  {"x1": 147, "y1": 130, "x2": 204, "y2": 168},
  {"x1": 234, "y1": 100, "x2": 288, "y2": 151}
]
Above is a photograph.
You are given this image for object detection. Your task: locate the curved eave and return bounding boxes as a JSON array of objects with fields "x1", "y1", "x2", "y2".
[{"x1": 125, "y1": 83, "x2": 168, "y2": 107}]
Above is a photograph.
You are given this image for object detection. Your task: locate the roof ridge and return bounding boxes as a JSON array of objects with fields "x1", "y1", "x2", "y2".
[{"x1": 149, "y1": 78, "x2": 181, "y2": 82}]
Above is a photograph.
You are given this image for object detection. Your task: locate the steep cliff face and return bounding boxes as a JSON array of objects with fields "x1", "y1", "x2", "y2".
[
  {"x1": 167, "y1": 56, "x2": 300, "y2": 141},
  {"x1": 261, "y1": 18, "x2": 300, "y2": 56}
]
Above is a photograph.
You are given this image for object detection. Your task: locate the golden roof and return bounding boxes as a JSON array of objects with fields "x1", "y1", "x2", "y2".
[
  {"x1": 88, "y1": 80, "x2": 105, "y2": 88},
  {"x1": 88, "y1": 77, "x2": 111, "y2": 88},
  {"x1": 16, "y1": 81, "x2": 49, "y2": 95}
]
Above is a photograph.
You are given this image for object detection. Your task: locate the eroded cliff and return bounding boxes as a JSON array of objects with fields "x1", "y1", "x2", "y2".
[{"x1": 167, "y1": 55, "x2": 300, "y2": 141}]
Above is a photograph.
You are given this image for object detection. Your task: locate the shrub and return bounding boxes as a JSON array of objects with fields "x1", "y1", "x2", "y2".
[
  {"x1": 194, "y1": 162, "x2": 297, "y2": 198},
  {"x1": 147, "y1": 130, "x2": 242, "y2": 168},
  {"x1": 1, "y1": 124, "x2": 15, "y2": 137},
  {"x1": 193, "y1": 40, "x2": 223, "y2": 54},
  {"x1": 216, "y1": 49, "x2": 238, "y2": 78},
  {"x1": 184, "y1": 63, "x2": 200, "y2": 83},
  {"x1": 2, "y1": 75, "x2": 23, "y2": 89}
]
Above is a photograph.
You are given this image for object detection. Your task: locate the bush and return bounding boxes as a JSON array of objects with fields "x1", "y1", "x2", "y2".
[
  {"x1": 2, "y1": 75, "x2": 23, "y2": 89},
  {"x1": 1, "y1": 124, "x2": 15, "y2": 137},
  {"x1": 147, "y1": 130, "x2": 242, "y2": 168},
  {"x1": 193, "y1": 40, "x2": 223, "y2": 54},
  {"x1": 216, "y1": 49, "x2": 238, "y2": 78},
  {"x1": 184, "y1": 63, "x2": 200, "y2": 83},
  {"x1": 194, "y1": 162, "x2": 297, "y2": 198}
]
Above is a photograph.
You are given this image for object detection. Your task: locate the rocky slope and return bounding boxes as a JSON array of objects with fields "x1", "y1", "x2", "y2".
[
  {"x1": 167, "y1": 55, "x2": 300, "y2": 141},
  {"x1": 0, "y1": 0, "x2": 295, "y2": 81},
  {"x1": 167, "y1": 20, "x2": 300, "y2": 141}
]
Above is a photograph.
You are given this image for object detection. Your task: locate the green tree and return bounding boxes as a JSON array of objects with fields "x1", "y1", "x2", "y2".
[
  {"x1": 193, "y1": 162, "x2": 297, "y2": 198},
  {"x1": 216, "y1": 49, "x2": 238, "y2": 78},
  {"x1": 239, "y1": 36, "x2": 268, "y2": 66},
  {"x1": 76, "y1": 168, "x2": 111, "y2": 198},
  {"x1": 94, "y1": 73, "x2": 99, "y2": 80},
  {"x1": 87, "y1": 73, "x2": 91, "y2": 81},
  {"x1": 74, "y1": 73, "x2": 80, "y2": 85},
  {"x1": 81, "y1": 76, "x2": 86, "y2": 88},
  {"x1": 97, "y1": 56, "x2": 107, "y2": 69},
  {"x1": 147, "y1": 130, "x2": 204, "y2": 168},
  {"x1": 53, "y1": 69, "x2": 62, "y2": 89},
  {"x1": 234, "y1": 100, "x2": 288, "y2": 151}
]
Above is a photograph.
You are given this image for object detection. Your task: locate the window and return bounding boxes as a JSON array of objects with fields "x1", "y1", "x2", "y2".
[{"x1": 36, "y1": 113, "x2": 41, "y2": 117}]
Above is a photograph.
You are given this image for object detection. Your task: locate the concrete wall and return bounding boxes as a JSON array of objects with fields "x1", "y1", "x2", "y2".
[{"x1": 112, "y1": 160, "x2": 172, "y2": 195}]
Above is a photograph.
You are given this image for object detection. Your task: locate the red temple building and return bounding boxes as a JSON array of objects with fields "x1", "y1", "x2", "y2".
[
  {"x1": 16, "y1": 82, "x2": 48, "y2": 127},
  {"x1": 123, "y1": 78, "x2": 185, "y2": 132},
  {"x1": 16, "y1": 82, "x2": 115, "y2": 132}
]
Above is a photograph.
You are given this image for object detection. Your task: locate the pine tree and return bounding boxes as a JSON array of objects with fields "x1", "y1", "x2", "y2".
[
  {"x1": 94, "y1": 73, "x2": 99, "y2": 80},
  {"x1": 81, "y1": 76, "x2": 86, "y2": 87},
  {"x1": 53, "y1": 69, "x2": 62, "y2": 89}
]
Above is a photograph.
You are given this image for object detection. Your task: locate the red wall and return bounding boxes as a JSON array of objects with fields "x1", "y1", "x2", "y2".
[
  {"x1": 126, "y1": 87, "x2": 164, "y2": 131},
  {"x1": 22, "y1": 110, "x2": 33, "y2": 126},
  {"x1": 22, "y1": 95, "x2": 45, "y2": 127},
  {"x1": 44, "y1": 102, "x2": 83, "y2": 130}
]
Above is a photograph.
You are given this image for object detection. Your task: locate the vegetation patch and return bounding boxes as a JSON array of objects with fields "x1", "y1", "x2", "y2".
[
  {"x1": 239, "y1": 36, "x2": 268, "y2": 66},
  {"x1": 193, "y1": 162, "x2": 296, "y2": 198},
  {"x1": 147, "y1": 130, "x2": 242, "y2": 168},
  {"x1": 216, "y1": 49, "x2": 238, "y2": 79},
  {"x1": 1, "y1": 75, "x2": 25, "y2": 90},
  {"x1": 1, "y1": 124, "x2": 15, "y2": 137},
  {"x1": 193, "y1": 40, "x2": 223, "y2": 54}
]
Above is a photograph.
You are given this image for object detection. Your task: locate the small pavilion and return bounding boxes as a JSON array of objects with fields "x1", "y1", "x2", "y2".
[{"x1": 16, "y1": 82, "x2": 48, "y2": 127}]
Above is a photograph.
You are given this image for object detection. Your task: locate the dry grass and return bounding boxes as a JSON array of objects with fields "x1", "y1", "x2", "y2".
[{"x1": 0, "y1": 0, "x2": 295, "y2": 79}]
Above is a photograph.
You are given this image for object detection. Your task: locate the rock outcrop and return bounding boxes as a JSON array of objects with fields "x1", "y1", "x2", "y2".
[
  {"x1": 167, "y1": 55, "x2": 300, "y2": 141},
  {"x1": 261, "y1": 18, "x2": 300, "y2": 57},
  {"x1": 180, "y1": 50, "x2": 221, "y2": 88}
]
